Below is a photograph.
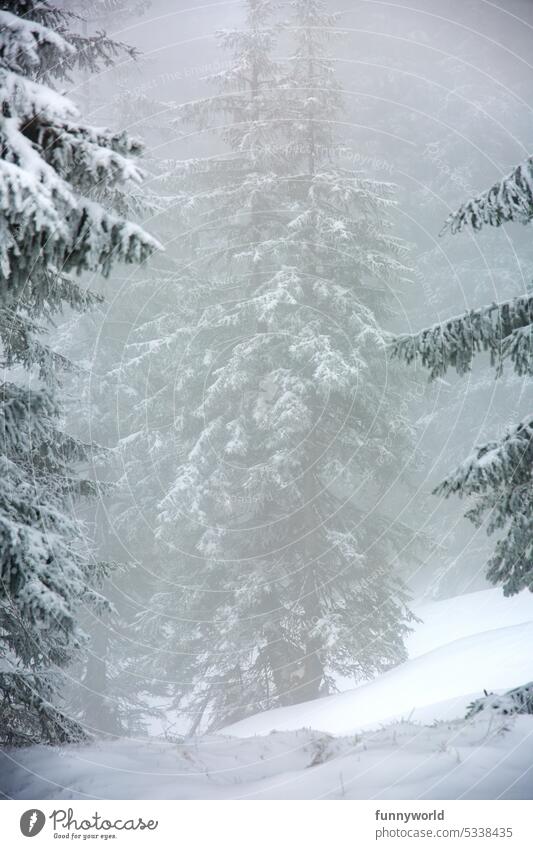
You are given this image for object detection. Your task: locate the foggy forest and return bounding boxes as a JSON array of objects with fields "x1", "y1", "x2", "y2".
[{"x1": 0, "y1": 0, "x2": 532, "y2": 801}]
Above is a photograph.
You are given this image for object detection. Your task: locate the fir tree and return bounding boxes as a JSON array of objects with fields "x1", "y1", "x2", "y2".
[
  {"x1": 393, "y1": 155, "x2": 533, "y2": 598},
  {"x1": 0, "y1": 0, "x2": 158, "y2": 745},
  {"x1": 138, "y1": 0, "x2": 417, "y2": 732}
]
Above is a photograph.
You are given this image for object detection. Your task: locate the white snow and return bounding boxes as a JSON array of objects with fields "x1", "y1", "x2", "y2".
[
  {"x1": 2, "y1": 587, "x2": 533, "y2": 800},
  {"x1": 3, "y1": 715, "x2": 533, "y2": 800},
  {"x1": 224, "y1": 628, "x2": 533, "y2": 738},
  {"x1": 224, "y1": 588, "x2": 533, "y2": 738},
  {"x1": 406, "y1": 587, "x2": 533, "y2": 659}
]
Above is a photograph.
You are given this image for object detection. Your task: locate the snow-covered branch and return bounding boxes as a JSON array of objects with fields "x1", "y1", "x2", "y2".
[
  {"x1": 392, "y1": 293, "x2": 533, "y2": 378},
  {"x1": 442, "y1": 155, "x2": 533, "y2": 234}
]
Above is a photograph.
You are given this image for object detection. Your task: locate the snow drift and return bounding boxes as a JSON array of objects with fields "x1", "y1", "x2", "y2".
[{"x1": 2, "y1": 587, "x2": 533, "y2": 800}]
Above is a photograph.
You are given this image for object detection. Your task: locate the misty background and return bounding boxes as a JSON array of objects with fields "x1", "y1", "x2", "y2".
[{"x1": 52, "y1": 0, "x2": 533, "y2": 736}]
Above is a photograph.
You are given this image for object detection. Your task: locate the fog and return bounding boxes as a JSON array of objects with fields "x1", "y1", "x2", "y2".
[{"x1": 53, "y1": 0, "x2": 533, "y2": 736}]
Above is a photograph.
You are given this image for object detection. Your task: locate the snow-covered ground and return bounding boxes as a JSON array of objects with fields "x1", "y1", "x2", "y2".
[
  {"x1": 3, "y1": 715, "x2": 533, "y2": 800},
  {"x1": 2, "y1": 588, "x2": 533, "y2": 800},
  {"x1": 224, "y1": 590, "x2": 533, "y2": 738},
  {"x1": 406, "y1": 588, "x2": 533, "y2": 659}
]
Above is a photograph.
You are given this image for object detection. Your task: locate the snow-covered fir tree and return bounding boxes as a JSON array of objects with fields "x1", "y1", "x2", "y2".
[
  {"x1": 134, "y1": 0, "x2": 418, "y2": 732},
  {"x1": 393, "y1": 156, "x2": 533, "y2": 598},
  {"x1": 0, "y1": 0, "x2": 158, "y2": 744}
]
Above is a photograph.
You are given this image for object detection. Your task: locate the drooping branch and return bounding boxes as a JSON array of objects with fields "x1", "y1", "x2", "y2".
[
  {"x1": 442, "y1": 155, "x2": 533, "y2": 234},
  {"x1": 391, "y1": 293, "x2": 533, "y2": 379}
]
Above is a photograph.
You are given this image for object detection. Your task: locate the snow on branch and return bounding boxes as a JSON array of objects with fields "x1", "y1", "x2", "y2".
[
  {"x1": 435, "y1": 417, "x2": 533, "y2": 500},
  {"x1": 391, "y1": 293, "x2": 533, "y2": 379},
  {"x1": 434, "y1": 418, "x2": 533, "y2": 596},
  {"x1": 442, "y1": 155, "x2": 533, "y2": 234},
  {"x1": 0, "y1": 10, "x2": 73, "y2": 76}
]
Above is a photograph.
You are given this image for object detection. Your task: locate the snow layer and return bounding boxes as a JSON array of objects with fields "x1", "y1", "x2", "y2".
[
  {"x1": 2, "y1": 715, "x2": 533, "y2": 800},
  {"x1": 406, "y1": 587, "x2": 533, "y2": 658},
  {"x1": 224, "y1": 622, "x2": 533, "y2": 738},
  {"x1": 224, "y1": 588, "x2": 533, "y2": 737},
  {"x1": 2, "y1": 587, "x2": 533, "y2": 800}
]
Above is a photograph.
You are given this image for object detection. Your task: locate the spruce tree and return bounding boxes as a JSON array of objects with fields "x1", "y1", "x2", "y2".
[
  {"x1": 393, "y1": 156, "x2": 533, "y2": 597},
  {"x1": 137, "y1": 0, "x2": 417, "y2": 732},
  {"x1": 0, "y1": 0, "x2": 158, "y2": 744}
]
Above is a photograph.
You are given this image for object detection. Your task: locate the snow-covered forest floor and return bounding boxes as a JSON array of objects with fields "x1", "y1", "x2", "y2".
[
  {"x1": 3, "y1": 716, "x2": 533, "y2": 800},
  {"x1": 3, "y1": 588, "x2": 533, "y2": 800}
]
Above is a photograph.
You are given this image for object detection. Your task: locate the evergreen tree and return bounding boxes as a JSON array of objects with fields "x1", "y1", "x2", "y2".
[
  {"x1": 393, "y1": 156, "x2": 533, "y2": 597},
  {"x1": 0, "y1": 0, "x2": 158, "y2": 745},
  {"x1": 137, "y1": 0, "x2": 417, "y2": 732}
]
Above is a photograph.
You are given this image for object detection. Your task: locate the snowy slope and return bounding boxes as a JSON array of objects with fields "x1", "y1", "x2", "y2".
[
  {"x1": 2, "y1": 587, "x2": 533, "y2": 800},
  {"x1": 224, "y1": 621, "x2": 533, "y2": 737},
  {"x1": 406, "y1": 588, "x2": 533, "y2": 659},
  {"x1": 223, "y1": 588, "x2": 533, "y2": 738}
]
